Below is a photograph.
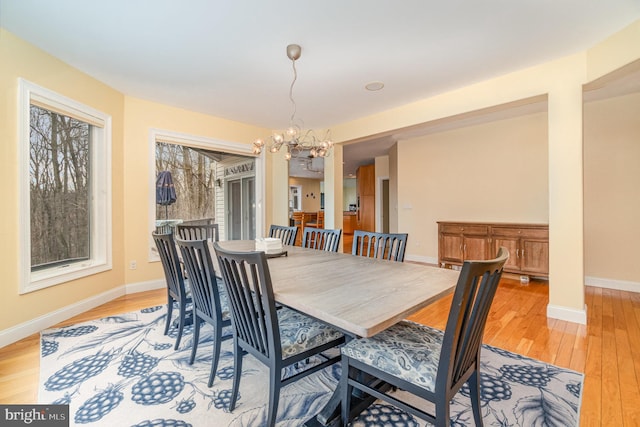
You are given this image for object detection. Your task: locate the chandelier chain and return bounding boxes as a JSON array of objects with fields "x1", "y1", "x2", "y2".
[{"x1": 289, "y1": 58, "x2": 298, "y2": 127}]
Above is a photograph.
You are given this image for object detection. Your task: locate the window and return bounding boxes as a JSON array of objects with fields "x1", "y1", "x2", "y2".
[
  {"x1": 149, "y1": 129, "x2": 263, "y2": 257},
  {"x1": 289, "y1": 185, "x2": 302, "y2": 212},
  {"x1": 19, "y1": 79, "x2": 112, "y2": 293}
]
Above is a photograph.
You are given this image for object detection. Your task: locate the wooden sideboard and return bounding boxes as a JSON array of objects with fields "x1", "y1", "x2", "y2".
[{"x1": 437, "y1": 221, "x2": 549, "y2": 278}]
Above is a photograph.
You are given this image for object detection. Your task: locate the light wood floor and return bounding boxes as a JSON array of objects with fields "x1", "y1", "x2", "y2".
[{"x1": 1, "y1": 277, "x2": 638, "y2": 425}]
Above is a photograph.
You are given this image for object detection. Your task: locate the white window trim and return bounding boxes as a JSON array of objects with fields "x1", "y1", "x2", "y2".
[
  {"x1": 18, "y1": 79, "x2": 113, "y2": 294},
  {"x1": 148, "y1": 128, "x2": 264, "y2": 261}
]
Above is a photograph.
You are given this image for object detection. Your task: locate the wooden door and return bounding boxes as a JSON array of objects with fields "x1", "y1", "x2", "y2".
[
  {"x1": 521, "y1": 239, "x2": 549, "y2": 275},
  {"x1": 493, "y1": 237, "x2": 520, "y2": 272},
  {"x1": 356, "y1": 165, "x2": 375, "y2": 231},
  {"x1": 440, "y1": 234, "x2": 463, "y2": 263},
  {"x1": 463, "y1": 236, "x2": 489, "y2": 261}
]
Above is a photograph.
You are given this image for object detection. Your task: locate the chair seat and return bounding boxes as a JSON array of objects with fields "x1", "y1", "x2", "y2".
[
  {"x1": 341, "y1": 321, "x2": 443, "y2": 392},
  {"x1": 278, "y1": 307, "x2": 344, "y2": 359}
]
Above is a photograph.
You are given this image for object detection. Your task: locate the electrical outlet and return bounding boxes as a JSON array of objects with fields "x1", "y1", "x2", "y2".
[{"x1": 130, "y1": 260, "x2": 137, "y2": 270}]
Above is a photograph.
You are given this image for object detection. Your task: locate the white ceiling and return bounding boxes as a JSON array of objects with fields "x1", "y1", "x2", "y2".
[{"x1": 2, "y1": 1, "x2": 640, "y2": 177}]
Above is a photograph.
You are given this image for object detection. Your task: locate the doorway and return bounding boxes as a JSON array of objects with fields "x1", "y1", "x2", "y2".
[
  {"x1": 227, "y1": 176, "x2": 256, "y2": 240},
  {"x1": 382, "y1": 178, "x2": 389, "y2": 233}
]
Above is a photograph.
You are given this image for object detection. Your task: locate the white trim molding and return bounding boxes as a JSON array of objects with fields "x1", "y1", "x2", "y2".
[
  {"x1": 18, "y1": 79, "x2": 113, "y2": 294},
  {"x1": 547, "y1": 303, "x2": 587, "y2": 325},
  {"x1": 0, "y1": 287, "x2": 124, "y2": 349},
  {"x1": 585, "y1": 276, "x2": 640, "y2": 293},
  {"x1": 0, "y1": 280, "x2": 165, "y2": 349}
]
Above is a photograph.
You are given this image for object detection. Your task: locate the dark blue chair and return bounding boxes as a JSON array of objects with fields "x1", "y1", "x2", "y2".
[
  {"x1": 214, "y1": 243, "x2": 345, "y2": 427},
  {"x1": 352, "y1": 230, "x2": 408, "y2": 262},
  {"x1": 302, "y1": 227, "x2": 342, "y2": 252},
  {"x1": 175, "y1": 237, "x2": 231, "y2": 387},
  {"x1": 340, "y1": 247, "x2": 509, "y2": 427},
  {"x1": 152, "y1": 232, "x2": 191, "y2": 350},
  {"x1": 268, "y1": 224, "x2": 298, "y2": 246}
]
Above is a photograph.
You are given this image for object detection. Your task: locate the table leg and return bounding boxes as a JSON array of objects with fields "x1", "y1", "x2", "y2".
[{"x1": 304, "y1": 378, "x2": 390, "y2": 426}]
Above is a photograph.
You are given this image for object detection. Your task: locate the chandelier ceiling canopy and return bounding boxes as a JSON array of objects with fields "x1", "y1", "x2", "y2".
[{"x1": 252, "y1": 44, "x2": 333, "y2": 161}]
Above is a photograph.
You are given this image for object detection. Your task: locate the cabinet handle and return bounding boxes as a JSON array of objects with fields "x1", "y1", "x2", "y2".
[
  {"x1": 521, "y1": 249, "x2": 525, "y2": 258},
  {"x1": 516, "y1": 249, "x2": 520, "y2": 258}
]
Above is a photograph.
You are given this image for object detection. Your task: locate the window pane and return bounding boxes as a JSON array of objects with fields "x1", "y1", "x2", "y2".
[
  {"x1": 30, "y1": 105, "x2": 90, "y2": 270},
  {"x1": 155, "y1": 143, "x2": 219, "y2": 220}
]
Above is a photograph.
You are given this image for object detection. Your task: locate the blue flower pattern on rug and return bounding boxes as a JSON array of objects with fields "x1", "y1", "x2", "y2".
[{"x1": 40, "y1": 306, "x2": 583, "y2": 426}]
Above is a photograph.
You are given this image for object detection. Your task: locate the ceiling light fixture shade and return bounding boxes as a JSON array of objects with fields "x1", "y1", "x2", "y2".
[{"x1": 253, "y1": 44, "x2": 333, "y2": 161}]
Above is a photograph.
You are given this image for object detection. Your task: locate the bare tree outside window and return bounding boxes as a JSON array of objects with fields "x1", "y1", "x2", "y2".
[
  {"x1": 155, "y1": 143, "x2": 216, "y2": 221},
  {"x1": 30, "y1": 105, "x2": 90, "y2": 270}
]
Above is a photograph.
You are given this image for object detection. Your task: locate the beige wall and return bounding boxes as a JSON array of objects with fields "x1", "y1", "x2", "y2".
[
  {"x1": 288, "y1": 177, "x2": 322, "y2": 212},
  {"x1": 584, "y1": 92, "x2": 640, "y2": 283},
  {"x1": 397, "y1": 112, "x2": 549, "y2": 259},
  {"x1": 0, "y1": 29, "x2": 126, "y2": 330}
]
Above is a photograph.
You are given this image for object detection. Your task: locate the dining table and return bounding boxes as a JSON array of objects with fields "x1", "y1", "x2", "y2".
[{"x1": 213, "y1": 240, "x2": 460, "y2": 426}]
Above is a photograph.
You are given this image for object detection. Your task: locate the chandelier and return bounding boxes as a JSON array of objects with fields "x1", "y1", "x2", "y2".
[{"x1": 252, "y1": 44, "x2": 333, "y2": 161}]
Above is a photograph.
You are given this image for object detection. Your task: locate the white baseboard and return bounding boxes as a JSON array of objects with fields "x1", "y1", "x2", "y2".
[
  {"x1": 126, "y1": 279, "x2": 165, "y2": 294},
  {"x1": 0, "y1": 279, "x2": 165, "y2": 349},
  {"x1": 585, "y1": 276, "x2": 640, "y2": 293},
  {"x1": 547, "y1": 303, "x2": 587, "y2": 325}
]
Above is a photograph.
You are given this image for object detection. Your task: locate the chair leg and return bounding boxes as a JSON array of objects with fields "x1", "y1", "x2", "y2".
[
  {"x1": 341, "y1": 357, "x2": 354, "y2": 425},
  {"x1": 190, "y1": 315, "x2": 201, "y2": 365},
  {"x1": 174, "y1": 302, "x2": 186, "y2": 350},
  {"x1": 266, "y1": 366, "x2": 282, "y2": 427},
  {"x1": 434, "y1": 395, "x2": 450, "y2": 427},
  {"x1": 229, "y1": 342, "x2": 243, "y2": 412},
  {"x1": 164, "y1": 299, "x2": 173, "y2": 335},
  {"x1": 469, "y1": 370, "x2": 484, "y2": 427},
  {"x1": 208, "y1": 321, "x2": 223, "y2": 387}
]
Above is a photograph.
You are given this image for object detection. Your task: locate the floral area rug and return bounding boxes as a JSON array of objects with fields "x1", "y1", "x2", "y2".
[{"x1": 39, "y1": 305, "x2": 583, "y2": 426}]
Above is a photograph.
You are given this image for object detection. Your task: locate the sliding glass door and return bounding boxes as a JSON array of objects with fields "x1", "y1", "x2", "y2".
[{"x1": 226, "y1": 176, "x2": 255, "y2": 240}]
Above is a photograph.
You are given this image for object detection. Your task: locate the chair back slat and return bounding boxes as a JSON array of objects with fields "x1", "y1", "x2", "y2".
[
  {"x1": 268, "y1": 225, "x2": 298, "y2": 246},
  {"x1": 439, "y1": 247, "x2": 509, "y2": 389},
  {"x1": 352, "y1": 230, "x2": 408, "y2": 262},
  {"x1": 175, "y1": 238, "x2": 222, "y2": 323},
  {"x1": 214, "y1": 246, "x2": 280, "y2": 360},
  {"x1": 152, "y1": 232, "x2": 187, "y2": 301},
  {"x1": 177, "y1": 223, "x2": 220, "y2": 242},
  {"x1": 302, "y1": 227, "x2": 342, "y2": 252}
]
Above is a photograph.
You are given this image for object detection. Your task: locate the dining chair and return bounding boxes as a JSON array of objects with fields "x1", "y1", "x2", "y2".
[
  {"x1": 213, "y1": 243, "x2": 346, "y2": 427},
  {"x1": 302, "y1": 227, "x2": 342, "y2": 252},
  {"x1": 303, "y1": 211, "x2": 319, "y2": 229},
  {"x1": 291, "y1": 211, "x2": 303, "y2": 245},
  {"x1": 176, "y1": 223, "x2": 220, "y2": 242},
  {"x1": 268, "y1": 224, "x2": 298, "y2": 246},
  {"x1": 351, "y1": 230, "x2": 408, "y2": 262},
  {"x1": 316, "y1": 210, "x2": 325, "y2": 228},
  {"x1": 175, "y1": 237, "x2": 231, "y2": 387},
  {"x1": 152, "y1": 232, "x2": 192, "y2": 350},
  {"x1": 340, "y1": 247, "x2": 509, "y2": 427}
]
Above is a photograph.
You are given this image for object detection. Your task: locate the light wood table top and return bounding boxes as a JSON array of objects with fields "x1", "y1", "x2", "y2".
[{"x1": 213, "y1": 240, "x2": 459, "y2": 337}]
